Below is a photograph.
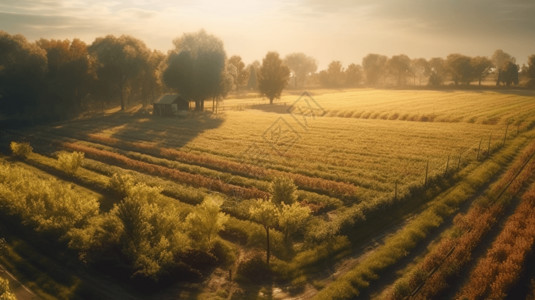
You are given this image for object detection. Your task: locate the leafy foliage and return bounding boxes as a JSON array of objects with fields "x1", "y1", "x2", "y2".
[
  {"x1": 258, "y1": 52, "x2": 290, "y2": 104},
  {"x1": 163, "y1": 30, "x2": 227, "y2": 111},
  {"x1": 10, "y1": 141, "x2": 32, "y2": 159},
  {"x1": 57, "y1": 151, "x2": 84, "y2": 175},
  {"x1": 0, "y1": 277, "x2": 16, "y2": 300},
  {"x1": 279, "y1": 202, "x2": 311, "y2": 242},
  {"x1": 115, "y1": 183, "x2": 190, "y2": 279},
  {"x1": 186, "y1": 196, "x2": 229, "y2": 251},
  {"x1": 284, "y1": 53, "x2": 317, "y2": 88},
  {"x1": 270, "y1": 176, "x2": 298, "y2": 205},
  {"x1": 0, "y1": 161, "x2": 99, "y2": 234},
  {"x1": 107, "y1": 172, "x2": 134, "y2": 198}
]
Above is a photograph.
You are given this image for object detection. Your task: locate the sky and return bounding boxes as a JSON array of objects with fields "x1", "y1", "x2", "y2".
[{"x1": 1, "y1": 0, "x2": 534, "y2": 69}]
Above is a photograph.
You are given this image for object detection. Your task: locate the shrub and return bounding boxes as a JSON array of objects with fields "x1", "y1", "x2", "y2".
[
  {"x1": 236, "y1": 255, "x2": 271, "y2": 284},
  {"x1": 270, "y1": 176, "x2": 298, "y2": 205},
  {"x1": 0, "y1": 277, "x2": 16, "y2": 300},
  {"x1": 185, "y1": 196, "x2": 229, "y2": 251},
  {"x1": 107, "y1": 173, "x2": 134, "y2": 198},
  {"x1": 58, "y1": 151, "x2": 84, "y2": 175},
  {"x1": 10, "y1": 141, "x2": 32, "y2": 159},
  {"x1": 210, "y1": 239, "x2": 237, "y2": 268}
]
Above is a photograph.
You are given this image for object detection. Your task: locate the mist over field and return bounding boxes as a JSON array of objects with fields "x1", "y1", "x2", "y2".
[{"x1": 1, "y1": 1, "x2": 535, "y2": 299}]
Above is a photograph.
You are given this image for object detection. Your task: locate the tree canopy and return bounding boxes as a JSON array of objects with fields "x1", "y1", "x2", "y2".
[
  {"x1": 387, "y1": 54, "x2": 412, "y2": 86},
  {"x1": 89, "y1": 35, "x2": 151, "y2": 111},
  {"x1": 163, "y1": 30, "x2": 227, "y2": 111},
  {"x1": 362, "y1": 54, "x2": 387, "y2": 86},
  {"x1": 446, "y1": 53, "x2": 474, "y2": 85},
  {"x1": 284, "y1": 53, "x2": 317, "y2": 88},
  {"x1": 257, "y1": 52, "x2": 290, "y2": 104}
]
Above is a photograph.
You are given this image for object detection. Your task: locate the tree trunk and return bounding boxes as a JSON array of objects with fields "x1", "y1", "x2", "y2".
[
  {"x1": 119, "y1": 83, "x2": 125, "y2": 111},
  {"x1": 265, "y1": 226, "x2": 270, "y2": 264},
  {"x1": 269, "y1": 97, "x2": 274, "y2": 105}
]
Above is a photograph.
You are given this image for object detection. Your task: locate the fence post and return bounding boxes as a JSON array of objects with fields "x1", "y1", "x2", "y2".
[{"x1": 503, "y1": 123, "x2": 509, "y2": 146}]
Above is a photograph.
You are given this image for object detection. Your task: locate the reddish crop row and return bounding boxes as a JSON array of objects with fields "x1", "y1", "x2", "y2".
[
  {"x1": 86, "y1": 133, "x2": 358, "y2": 198},
  {"x1": 457, "y1": 184, "x2": 535, "y2": 299},
  {"x1": 63, "y1": 142, "x2": 270, "y2": 200},
  {"x1": 387, "y1": 139, "x2": 535, "y2": 299},
  {"x1": 408, "y1": 143, "x2": 535, "y2": 299}
]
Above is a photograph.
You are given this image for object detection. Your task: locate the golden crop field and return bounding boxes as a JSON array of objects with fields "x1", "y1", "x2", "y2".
[{"x1": 1, "y1": 88, "x2": 535, "y2": 299}]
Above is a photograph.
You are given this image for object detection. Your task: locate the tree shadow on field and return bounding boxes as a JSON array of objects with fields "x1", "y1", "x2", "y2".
[
  {"x1": 249, "y1": 103, "x2": 290, "y2": 114},
  {"x1": 110, "y1": 111, "x2": 225, "y2": 149},
  {"x1": 47, "y1": 110, "x2": 225, "y2": 150}
]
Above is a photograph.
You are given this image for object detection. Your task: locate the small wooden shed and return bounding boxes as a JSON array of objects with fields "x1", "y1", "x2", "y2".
[{"x1": 153, "y1": 94, "x2": 189, "y2": 116}]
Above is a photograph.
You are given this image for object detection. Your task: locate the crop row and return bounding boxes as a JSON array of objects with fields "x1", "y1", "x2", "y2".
[
  {"x1": 393, "y1": 139, "x2": 535, "y2": 299},
  {"x1": 62, "y1": 142, "x2": 270, "y2": 200},
  {"x1": 457, "y1": 183, "x2": 535, "y2": 299},
  {"x1": 45, "y1": 111, "x2": 500, "y2": 199},
  {"x1": 312, "y1": 132, "x2": 534, "y2": 299},
  {"x1": 325, "y1": 109, "x2": 534, "y2": 126},
  {"x1": 314, "y1": 90, "x2": 535, "y2": 126},
  {"x1": 51, "y1": 128, "x2": 360, "y2": 200}
]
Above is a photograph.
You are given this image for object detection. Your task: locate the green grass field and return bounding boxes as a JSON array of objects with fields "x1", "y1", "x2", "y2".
[{"x1": 1, "y1": 88, "x2": 535, "y2": 299}]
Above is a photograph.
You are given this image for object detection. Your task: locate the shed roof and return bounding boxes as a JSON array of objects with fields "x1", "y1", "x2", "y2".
[{"x1": 156, "y1": 94, "x2": 185, "y2": 105}]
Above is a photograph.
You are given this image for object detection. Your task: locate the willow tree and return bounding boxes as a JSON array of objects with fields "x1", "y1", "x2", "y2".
[{"x1": 163, "y1": 30, "x2": 227, "y2": 111}]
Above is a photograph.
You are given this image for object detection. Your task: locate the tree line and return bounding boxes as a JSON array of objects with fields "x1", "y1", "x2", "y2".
[
  {"x1": 314, "y1": 50, "x2": 535, "y2": 88},
  {"x1": 1, "y1": 29, "x2": 535, "y2": 125}
]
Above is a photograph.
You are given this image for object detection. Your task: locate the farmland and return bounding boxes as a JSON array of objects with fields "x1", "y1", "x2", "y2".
[{"x1": 1, "y1": 88, "x2": 535, "y2": 299}]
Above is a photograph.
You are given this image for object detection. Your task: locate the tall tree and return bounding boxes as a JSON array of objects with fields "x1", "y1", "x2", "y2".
[
  {"x1": 362, "y1": 53, "x2": 387, "y2": 86},
  {"x1": 428, "y1": 57, "x2": 446, "y2": 86},
  {"x1": 345, "y1": 63, "x2": 363, "y2": 87},
  {"x1": 497, "y1": 61, "x2": 519, "y2": 86},
  {"x1": 284, "y1": 53, "x2": 317, "y2": 88},
  {"x1": 491, "y1": 50, "x2": 515, "y2": 86},
  {"x1": 471, "y1": 56, "x2": 492, "y2": 86},
  {"x1": 0, "y1": 31, "x2": 47, "y2": 120},
  {"x1": 89, "y1": 35, "x2": 150, "y2": 111},
  {"x1": 37, "y1": 38, "x2": 94, "y2": 116},
  {"x1": 527, "y1": 55, "x2": 535, "y2": 88},
  {"x1": 137, "y1": 50, "x2": 165, "y2": 106},
  {"x1": 258, "y1": 52, "x2": 290, "y2": 104},
  {"x1": 411, "y1": 58, "x2": 429, "y2": 86},
  {"x1": 322, "y1": 61, "x2": 345, "y2": 88},
  {"x1": 249, "y1": 199, "x2": 278, "y2": 264},
  {"x1": 387, "y1": 54, "x2": 411, "y2": 86},
  {"x1": 446, "y1": 54, "x2": 474, "y2": 85},
  {"x1": 163, "y1": 30, "x2": 227, "y2": 111},
  {"x1": 227, "y1": 55, "x2": 248, "y2": 90},
  {"x1": 246, "y1": 65, "x2": 258, "y2": 90}
]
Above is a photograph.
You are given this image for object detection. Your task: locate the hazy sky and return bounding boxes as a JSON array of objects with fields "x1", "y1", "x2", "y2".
[{"x1": 1, "y1": 0, "x2": 534, "y2": 68}]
